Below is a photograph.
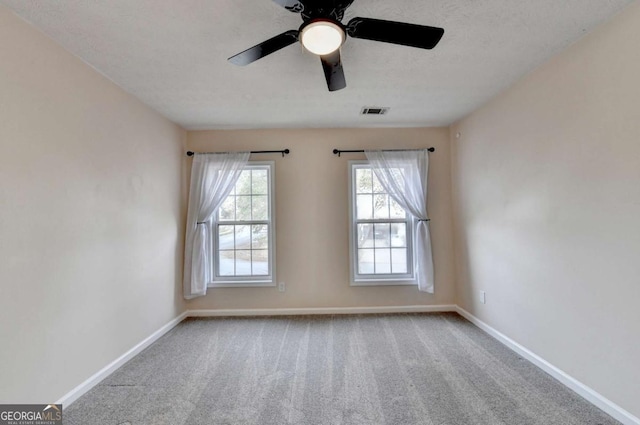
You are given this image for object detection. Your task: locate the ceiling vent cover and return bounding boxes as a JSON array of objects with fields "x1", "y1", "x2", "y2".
[{"x1": 361, "y1": 107, "x2": 389, "y2": 115}]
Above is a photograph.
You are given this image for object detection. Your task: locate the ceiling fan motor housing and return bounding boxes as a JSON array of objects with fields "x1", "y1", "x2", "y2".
[{"x1": 299, "y1": 0, "x2": 355, "y2": 21}]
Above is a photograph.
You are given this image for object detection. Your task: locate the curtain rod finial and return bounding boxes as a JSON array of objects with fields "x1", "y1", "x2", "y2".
[{"x1": 187, "y1": 151, "x2": 194, "y2": 157}]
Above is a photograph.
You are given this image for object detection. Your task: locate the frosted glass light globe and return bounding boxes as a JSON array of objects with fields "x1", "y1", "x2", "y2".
[{"x1": 300, "y1": 21, "x2": 345, "y2": 56}]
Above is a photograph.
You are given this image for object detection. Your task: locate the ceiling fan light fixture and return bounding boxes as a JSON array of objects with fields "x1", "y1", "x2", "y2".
[
  {"x1": 228, "y1": 1, "x2": 446, "y2": 92},
  {"x1": 300, "y1": 20, "x2": 345, "y2": 56}
]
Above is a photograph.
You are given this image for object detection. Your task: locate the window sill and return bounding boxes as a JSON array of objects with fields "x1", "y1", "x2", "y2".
[
  {"x1": 209, "y1": 281, "x2": 275, "y2": 288},
  {"x1": 351, "y1": 279, "x2": 417, "y2": 287}
]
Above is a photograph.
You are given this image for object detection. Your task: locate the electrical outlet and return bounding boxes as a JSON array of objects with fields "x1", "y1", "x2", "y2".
[
  {"x1": 480, "y1": 290, "x2": 486, "y2": 304},
  {"x1": 278, "y1": 282, "x2": 285, "y2": 292}
]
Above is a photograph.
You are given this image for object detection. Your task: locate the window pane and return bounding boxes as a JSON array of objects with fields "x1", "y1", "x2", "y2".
[
  {"x1": 389, "y1": 198, "x2": 406, "y2": 219},
  {"x1": 218, "y1": 225, "x2": 235, "y2": 250},
  {"x1": 356, "y1": 194, "x2": 373, "y2": 220},
  {"x1": 218, "y1": 196, "x2": 235, "y2": 221},
  {"x1": 252, "y1": 225, "x2": 268, "y2": 249},
  {"x1": 373, "y1": 194, "x2": 389, "y2": 219},
  {"x1": 252, "y1": 195, "x2": 268, "y2": 220},
  {"x1": 235, "y1": 250, "x2": 251, "y2": 275},
  {"x1": 356, "y1": 168, "x2": 372, "y2": 193},
  {"x1": 390, "y1": 223, "x2": 407, "y2": 247},
  {"x1": 218, "y1": 250, "x2": 234, "y2": 276},
  {"x1": 373, "y1": 223, "x2": 390, "y2": 248},
  {"x1": 372, "y1": 172, "x2": 384, "y2": 193},
  {"x1": 252, "y1": 169, "x2": 268, "y2": 195},
  {"x1": 374, "y1": 248, "x2": 391, "y2": 273},
  {"x1": 357, "y1": 249, "x2": 375, "y2": 274},
  {"x1": 252, "y1": 250, "x2": 269, "y2": 275},
  {"x1": 235, "y1": 225, "x2": 250, "y2": 249},
  {"x1": 235, "y1": 171, "x2": 251, "y2": 195},
  {"x1": 357, "y1": 223, "x2": 374, "y2": 248},
  {"x1": 236, "y1": 196, "x2": 251, "y2": 221},
  {"x1": 391, "y1": 248, "x2": 408, "y2": 273}
]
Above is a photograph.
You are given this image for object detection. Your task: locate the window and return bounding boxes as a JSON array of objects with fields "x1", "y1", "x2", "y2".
[
  {"x1": 349, "y1": 162, "x2": 415, "y2": 285},
  {"x1": 210, "y1": 162, "x2": 275, "y2": 286}
]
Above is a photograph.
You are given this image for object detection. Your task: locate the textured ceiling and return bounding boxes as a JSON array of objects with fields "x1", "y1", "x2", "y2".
[{"x1": 1, "y1": 0, "x2": 633, "y2": 129}]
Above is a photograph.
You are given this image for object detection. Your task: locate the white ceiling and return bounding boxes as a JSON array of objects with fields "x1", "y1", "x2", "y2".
[{"x1": 1, "y1": 0, "x2": 633, "y2": 129}]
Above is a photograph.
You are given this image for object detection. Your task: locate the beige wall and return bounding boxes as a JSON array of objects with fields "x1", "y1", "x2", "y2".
[
  {"x1": 0, "y1": 6, "x2": 186, "y2": 403},
  {"x1": 450, "y1": 2, "x2": 640, "y2": 418},
  {"x1": 186, "y1": 127, "x2": 456, "y2": 310}
]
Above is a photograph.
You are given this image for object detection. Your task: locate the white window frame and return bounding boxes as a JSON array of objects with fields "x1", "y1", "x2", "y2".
[
  {"x1": 208, "y1": 161, "x2": 276, "y2": 288},
  {"x1": 349, "y1": 161, "x2": 416, "y2": 286}
]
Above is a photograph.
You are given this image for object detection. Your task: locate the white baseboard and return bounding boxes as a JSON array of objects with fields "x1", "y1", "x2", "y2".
[
  {"x1": 186, "y1": 304, "x2": 457, "y2": 317},
  {"x1": 57, "y1": 311, "x2": 188, "y2": 407},
  {"x1": 455, "y1": 306, "x2": 640, "y2": 425}
]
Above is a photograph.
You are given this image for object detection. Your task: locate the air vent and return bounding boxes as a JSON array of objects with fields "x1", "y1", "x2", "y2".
[{"x1": 361, "y1": 107, "x2": 390, "y2": 115}]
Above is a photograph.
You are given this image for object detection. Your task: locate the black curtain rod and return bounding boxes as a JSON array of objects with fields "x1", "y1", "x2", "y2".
[
  {"x1": 332, "y1": 147, "x2": 434, "y2": 157},
  {"x1": 187, "y1": 149, "x2": 290, "y2": 158}
]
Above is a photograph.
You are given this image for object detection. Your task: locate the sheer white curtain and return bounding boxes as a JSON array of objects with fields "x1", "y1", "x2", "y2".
[
  {"x1": 365, "y1": 149, "x2": 434, "y2": 293},
  {"x1": 183, "y1": 152, "x2": 250, "y2": 299}
]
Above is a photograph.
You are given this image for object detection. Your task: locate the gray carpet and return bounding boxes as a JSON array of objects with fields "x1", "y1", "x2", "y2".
[{"x1": 64, "y1": 313, "x2": 619, "y2": 425}]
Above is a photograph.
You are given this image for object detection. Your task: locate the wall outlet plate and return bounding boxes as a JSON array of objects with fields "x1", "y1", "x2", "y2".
[
  {"x1": 480, "y1": 290, "x2": 486, "y2": 304},
  {"x1": 278, "y1": 282, "x2": 285, "y2": 292}
]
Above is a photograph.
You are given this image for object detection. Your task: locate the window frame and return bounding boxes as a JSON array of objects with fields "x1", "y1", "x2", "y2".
[
  {"x1": 348, "y1": 161, "x2": 416, "y2": 286},
  {"x1": 208, "y1": 161, "x2": 276, "y2": 288}
]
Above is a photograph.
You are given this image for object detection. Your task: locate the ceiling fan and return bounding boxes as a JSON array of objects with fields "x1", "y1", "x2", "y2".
[{"x1": 228, "y1": 0, "x2": 445, "y2": 92}]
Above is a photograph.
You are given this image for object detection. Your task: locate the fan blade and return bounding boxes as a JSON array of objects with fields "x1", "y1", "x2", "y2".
[
  {"x1": 271, "y1": 0, "x2": 304, "y2": 12},
  {"x1": 228, "y1": 30, "x2": 299, "y2": 66},
  {"x1": 347, "y1": 17, "x2": 444, "y2": 50},
  {"x1": 320, "y1": 50, "x2": 346, "y2": 92}
]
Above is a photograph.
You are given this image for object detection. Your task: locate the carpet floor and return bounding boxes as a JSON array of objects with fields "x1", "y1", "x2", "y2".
[{"x1": 65, "y1": 313, "x2": 619, "y2": 425}]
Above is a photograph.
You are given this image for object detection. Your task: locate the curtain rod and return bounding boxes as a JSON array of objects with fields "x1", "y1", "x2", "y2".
[
  {"x1": 186, "y1": 149, "x2": 290, "y2": 158},
  {"x1": 332, "y1": 148, "x2": 434, "y2": 157}
]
